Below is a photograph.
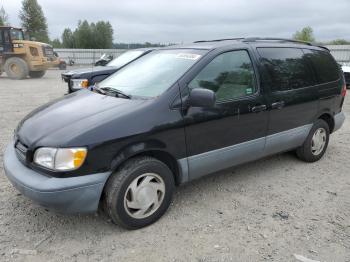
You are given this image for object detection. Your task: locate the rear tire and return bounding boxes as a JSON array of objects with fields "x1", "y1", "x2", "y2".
[
  {"x1": 29, "y1": 70, "x2": 46, "y2": 78},
  {"x1": 296, "y1": 119, "x2": 330, "y2": 162},
  {"x1": 4, "y1": 57, "x2": 29, "y2": 80},
  {"x1": 104, "y1": 156, "x2": 175, "y2": 229}
]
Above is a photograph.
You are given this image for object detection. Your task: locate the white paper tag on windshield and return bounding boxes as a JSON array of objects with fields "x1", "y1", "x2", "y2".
[{"x1": 176, "y1": 53, "x2": 201, "y2": 60}]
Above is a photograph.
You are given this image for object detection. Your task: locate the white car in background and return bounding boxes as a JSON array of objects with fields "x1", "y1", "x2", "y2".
[{"x1": 342, "y1": 65, "x2": 350, "y2": 89}]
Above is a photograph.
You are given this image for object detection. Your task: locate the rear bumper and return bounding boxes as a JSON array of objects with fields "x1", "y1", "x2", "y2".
[
  {"x1": 333, "y1": 112, "x2": 345, "y2": 132},
  {"x1": 3, "y1": 142, "x2": 111, "y2": 214}
]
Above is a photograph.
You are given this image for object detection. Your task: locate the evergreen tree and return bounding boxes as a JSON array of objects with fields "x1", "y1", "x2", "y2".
[
  {"x1": 62, "y1": 28, "x2": 75, "y2": 48},
  {"x1": 74, "y1": 20, "x2": 93, "y2": 49},
  {"x1": 50, "y1": 38, "x2": 62, "y2": 48},
  {"x1": 62, "y1": 20, "x2": 113, "y2": 49},
  {"x1": 92, "y1": 21, "x2": 113, "y2": 49},
  {"x1": 0, "y1": 5, "x2": 9, "y2": 26},
  {"x1": 19, "y1": 0, "x2": 49, "y2": 43}
]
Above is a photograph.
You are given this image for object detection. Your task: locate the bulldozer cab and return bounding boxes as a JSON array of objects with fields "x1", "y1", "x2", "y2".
[{"x1": 0, "y1": 27, "x2": 25, "y2": 54}]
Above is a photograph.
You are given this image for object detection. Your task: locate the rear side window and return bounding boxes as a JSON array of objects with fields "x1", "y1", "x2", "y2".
[
  {"x1": 188, "y1": 50, "x2": 257, "y2": 102},
  {"x1": 257, "y1": 47, "x2": 314, "y2": 92},
  {"x1": 303, "y1": 49, "x2": 339, "y2": 84}
]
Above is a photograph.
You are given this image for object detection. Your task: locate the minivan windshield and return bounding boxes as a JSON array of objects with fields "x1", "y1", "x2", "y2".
[
  {"x1": 99, "y1": 49, "x2": 206, "y2": 97},
  {"x1": 107, "y1": 50, "x2": 145, "y2": 67}
]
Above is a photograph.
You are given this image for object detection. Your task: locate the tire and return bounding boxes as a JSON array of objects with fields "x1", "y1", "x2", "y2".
[
  {"x1": 59, "y1": 62, "x2": 67, "y2": 70},
  {"x1": 4, "y1": 57, "x2": 29, "y2": 80},
  {"x1": 104, "y1": 156, "x2": 175, "y2": 229},
  {"x1": 29, "y1": 70, "x2": 46, "y2": 78},
  {"x1": 296, "y1": 119, "x2": 330, "y2": 162}
]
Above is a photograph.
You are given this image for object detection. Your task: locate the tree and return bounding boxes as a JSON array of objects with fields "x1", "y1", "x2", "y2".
[
  {"x1": 19, "y1": 0, "x2": 49, "y2": 43},
  {"x1": 62, "y1": 28, "x2": 75, "y2": 48},
  {"x1": 73, "y1": 20, "x2": 93, "y2": 48},
  {"x1": 50, "y1": 38, "x2": 62, "y2": 48},
  {"x1": 61, "y1": 20, "x2": 113, "y2": 49},
  {"x1": 92, "y1": 21, "x2": 113, "y2": 48},
  {"x1": 0, "y1": 5, "x2": 9, "y2": 26},
  {"x1": 293, "y1": 26, "x2": 315, "y2": 42},
  {"x1": 328, "y1": 39, "x2": 350, "y2": 45}
]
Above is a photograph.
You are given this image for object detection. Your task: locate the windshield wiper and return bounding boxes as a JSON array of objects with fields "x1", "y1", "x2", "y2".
[{"x1": 95, "y1": 86, "x2": 131, "y2": 99}]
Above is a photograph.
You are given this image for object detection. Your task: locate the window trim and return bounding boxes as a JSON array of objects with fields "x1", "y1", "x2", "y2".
[{"x1": 185, "y1": 48, "x2": 260, "y2": 104}]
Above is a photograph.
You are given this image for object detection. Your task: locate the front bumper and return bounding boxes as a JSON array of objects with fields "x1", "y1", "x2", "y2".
[{"x1": 3, "y1": 143, "x2": 111, "y2": 214}]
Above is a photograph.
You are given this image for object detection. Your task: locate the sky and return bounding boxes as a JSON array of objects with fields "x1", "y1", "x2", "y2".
[{"x1": 1, "y1": 0, "x2": 350, "y2": 43}]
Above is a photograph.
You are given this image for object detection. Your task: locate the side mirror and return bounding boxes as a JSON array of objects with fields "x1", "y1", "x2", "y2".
[{"x1": 189, "y1": 88, "x2": 216, "y2": 108}]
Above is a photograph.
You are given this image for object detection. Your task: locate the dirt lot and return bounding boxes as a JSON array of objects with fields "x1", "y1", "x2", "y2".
[{"x1": 0, "y1": 69, "x2": 349, "y2": 262}]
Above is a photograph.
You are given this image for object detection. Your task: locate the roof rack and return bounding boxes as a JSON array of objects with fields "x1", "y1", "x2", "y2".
[
  {"x1": 193, "y1": 38, "x2": 245, "y2": 43},
  {"x1": 194, "y1": 37, "x2": 313, "y2": 46},
  {"x1": 242, "y1": 37, "x2": 312, "y2": 46},
  {"x1": 192, "y1": 37, "x2": 331, "y2": 52}
]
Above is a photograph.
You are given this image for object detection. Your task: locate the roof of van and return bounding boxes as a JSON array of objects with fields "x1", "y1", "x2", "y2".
[{"x1": 169, "y1": 37, "x2": 329, "y2": 52}]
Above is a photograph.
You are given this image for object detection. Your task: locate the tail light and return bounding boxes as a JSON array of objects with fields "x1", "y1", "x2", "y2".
[
  {"x1": 341, "y1": 74, "x2": 347, "y2": 97},
  {"x1": 342, "y1": 82, "x2": 347, "y2": 97}
]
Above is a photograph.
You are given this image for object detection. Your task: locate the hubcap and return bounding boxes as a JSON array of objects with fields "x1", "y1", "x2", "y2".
[
  {"x1": 124, "y1": 173, "x2": 165, "y2": 219},
  {"x1": 311, "y1": 128, "x2": 326, "y2": 156},
  {"x1": 10, "y1": 63, "x2": 20, "y2": 74}
]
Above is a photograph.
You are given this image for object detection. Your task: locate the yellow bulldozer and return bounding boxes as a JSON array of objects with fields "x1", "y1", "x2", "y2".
[{"x1": 0, "y1": 26, "x2": 59, "y2": 79}]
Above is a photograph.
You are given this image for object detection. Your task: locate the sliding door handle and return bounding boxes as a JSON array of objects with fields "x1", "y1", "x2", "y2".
[
  {"x1": 251, "y1": 104, "x2": 267, "y2": 113},
  {"x1": 271, "y1": 101, "x2": 285, "y2": 110}
]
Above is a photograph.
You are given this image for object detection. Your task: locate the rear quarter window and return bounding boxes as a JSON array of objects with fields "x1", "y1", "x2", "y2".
[
  {"x1": 303, "y1": 49, "x2": 340, "y2": 84},
  {"x1": 257, "y1": 47, "x2": 315, "y2": 92}
]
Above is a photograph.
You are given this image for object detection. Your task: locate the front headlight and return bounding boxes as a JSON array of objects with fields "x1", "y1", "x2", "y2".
[
  {"x1": 34, "y1": 147, "x2": 87, "y2": 171},
  {"x1": 70, "y1": 79, "x2": 89, "y2": 90}
]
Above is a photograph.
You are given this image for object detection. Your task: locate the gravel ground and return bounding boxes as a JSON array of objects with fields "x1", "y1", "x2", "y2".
[{"x1": 0, "y1": 69, "x2": 349, "y2": 262}]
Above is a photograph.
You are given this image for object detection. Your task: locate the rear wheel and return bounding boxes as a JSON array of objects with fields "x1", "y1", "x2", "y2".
[
  {"x1": 4, "y1": 57, "x2": 29, "y2": 80},
  {"x1": 296, "y1": 119, "x2": 330, "y2": 162},
  {"x1": 104, "y1": 156, "x2": 175, "y2": 229},
  {"x1": 29, "y1": 70, "x2": 46, "y2": 78}
]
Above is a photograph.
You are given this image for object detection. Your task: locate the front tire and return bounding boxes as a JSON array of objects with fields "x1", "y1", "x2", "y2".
[
  {"x1": 4, "y1": 57, "x2": 29, "y2": 80},
  {"x1": 296, "y1": 119, "x2": 330, "y2": 162},
  {"x1": 104, "y1": 156, "x2": 175, "y2": 229},
  {"x1": 29, "y1": 70, "x2": 46, "y2": 78}
]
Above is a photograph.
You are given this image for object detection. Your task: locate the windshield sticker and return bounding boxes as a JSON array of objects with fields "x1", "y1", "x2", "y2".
[{"x1": 175, "y1": 53, "x2": 201, "y2": 60}]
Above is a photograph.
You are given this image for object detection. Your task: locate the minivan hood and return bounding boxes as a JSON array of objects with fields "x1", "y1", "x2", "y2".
[{"x1": 17, "y1": 90, "x2": 146, "y2": 147}]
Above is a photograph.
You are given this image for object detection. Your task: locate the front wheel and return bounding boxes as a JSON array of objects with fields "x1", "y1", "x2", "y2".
[
  {"x1": 29, "y1": 70, "x2": 46, "y2": 78},
  {"x1": 296, "y1": 119, "x2": 330, "y2": 162},
  {"x1": 104, "y1": 156, "x2": 175, "y2": 229},
  {"x1": 4, "y1": 57, "x2": 29, "y2": 79}
]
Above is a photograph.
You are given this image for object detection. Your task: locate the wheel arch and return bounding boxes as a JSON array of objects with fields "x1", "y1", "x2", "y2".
[
  {"x1": 316, "y1": 112, "x2": 335, "y2": 133},
  {"x1": 110, "y1": 142, "x2": 183, "y2": 186}
]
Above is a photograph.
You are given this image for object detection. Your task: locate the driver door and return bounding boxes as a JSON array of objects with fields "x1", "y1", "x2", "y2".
[{"x1": 181, "y1": 49, "x2": 269, "y2": 180}]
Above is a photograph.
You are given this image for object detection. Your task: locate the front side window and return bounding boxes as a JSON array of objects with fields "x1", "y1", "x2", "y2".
[
  {"x1": 188, "y1": 50, "x2": 257, "y2": 102},
  {"x1": 257, "y1": 47, "x2": 314, "y2": 92},
  {"x1": 99, "y1": 49, "x2": 206, "y2": 97}
]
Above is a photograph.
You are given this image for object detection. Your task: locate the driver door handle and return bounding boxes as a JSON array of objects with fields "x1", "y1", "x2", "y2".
[
  {"x1": 271, "y1": 101, "x2": 285, "y2": 110},
  {"x1": 251, "y1": 104, "x2": 267, "y2": 113}
]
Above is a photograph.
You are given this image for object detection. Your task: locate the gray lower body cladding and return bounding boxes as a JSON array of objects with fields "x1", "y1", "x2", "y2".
[
  {"x1": 181, "y1": 124, "x2": 312, "y2": 182},
  {"x1": 179, "y1": 111, "x2": 345, "y2": 182}
]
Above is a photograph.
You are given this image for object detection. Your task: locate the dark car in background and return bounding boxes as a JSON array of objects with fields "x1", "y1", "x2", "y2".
[
  {"x1": 61, "y1": 48, "x2": 153, "y2": 93},
  {"x1": 342, "y1": 65, "x2": 350, "y2": 89}
]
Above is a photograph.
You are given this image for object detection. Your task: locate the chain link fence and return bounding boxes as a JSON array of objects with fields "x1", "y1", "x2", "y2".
[
  {"x1": 53, "y1": 48, "x2": 128, "y2": 65},
  {"x1": 54, "y1": 46, "x2": 350, "y2": 66}
]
